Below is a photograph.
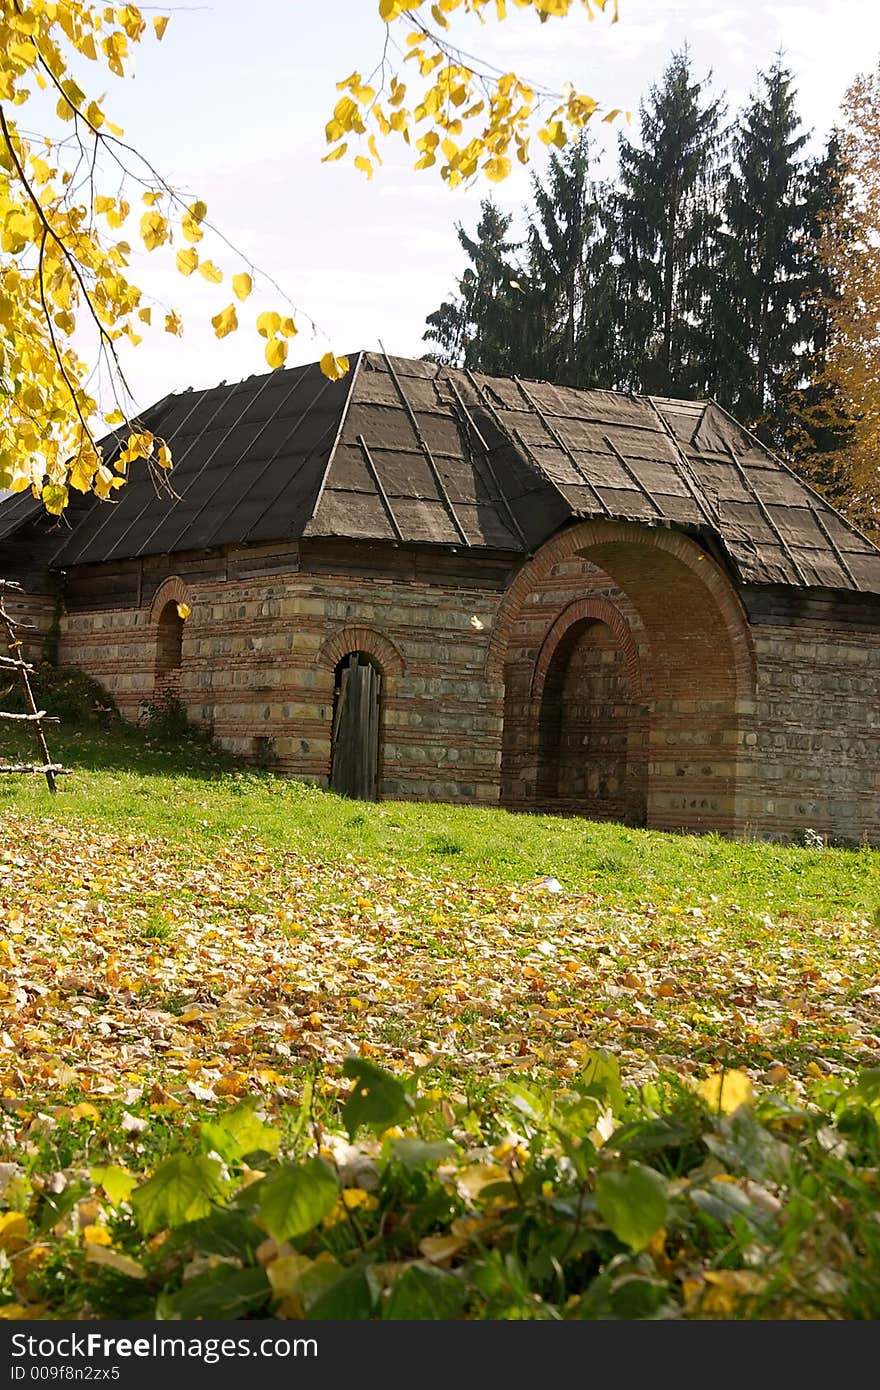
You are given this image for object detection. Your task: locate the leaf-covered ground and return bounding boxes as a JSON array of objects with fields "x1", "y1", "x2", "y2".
[
  {"x1": 2, "y1": 800, "x2": 878, "y2": 1119},
  {"x1": 1, "y1": 723, "x2": 879, "y2": 1320}
]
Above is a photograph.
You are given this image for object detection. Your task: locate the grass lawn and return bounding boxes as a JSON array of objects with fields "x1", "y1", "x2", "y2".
[
  {"x1": 1, "y1": 718, "x2": 878, "y2": 1101},
  {"x1": 1, "y1": 716, "x2": 879, "y2": 1319}
]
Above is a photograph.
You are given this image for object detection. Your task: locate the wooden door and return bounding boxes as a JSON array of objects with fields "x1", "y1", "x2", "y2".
[{"x1": 330, "y1": 654, "x2": 381, "y2": 800}]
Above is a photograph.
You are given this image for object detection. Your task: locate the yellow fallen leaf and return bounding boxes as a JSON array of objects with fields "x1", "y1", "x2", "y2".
[
  {"x1": 696, "y1": 1069, "x2": 754, "y2": 1115},
  {"x1": 418, "y1": 1233, "x2": 465, "y2": 1263},
  {"x1": 266, "y1": 1253, "x2": 313, "y2": 1298},
  {"x1": 85, "y1": 1246, "x2": 146, "y2": 1279},
  {"x1": 0, "y1": 1303, "x2": 43, "y2": 1319},
  {"x1": 456, "y1": 1163, "x2": 509, "y2": 1201},
  {"x1": 340, "y1": 1188, "x2": 378, "y2": 1211},
  {"x1": 0, "y1": 1212, "x2": 28, "y2": 1254},
  {"x1": 82, "y1": 1224, "x2": 113, "y2": 1247},
  {"x1": 68, "y1": 1102, "x2": 99, "y2": 1121},
  {"x1": 701, "y1": 1269, "x2": 767, "y2": 1315}
]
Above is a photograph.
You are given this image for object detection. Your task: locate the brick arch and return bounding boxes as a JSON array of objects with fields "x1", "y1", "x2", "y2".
[
  {"x1": 317, "y1": 626, "x2": 405, "y2": 677},
  {"x1": 487, "y1": 520, "x2": 755, "y2": 700},
  {"x1": 531, "y1": 597, "x2": 645, "y2": 702},
  {"x1": 148, "y1": 576, "x2": 190, "y2": 624},
  {"x1": 493, "y1": 520, "x2": 758, "y2": 836}
]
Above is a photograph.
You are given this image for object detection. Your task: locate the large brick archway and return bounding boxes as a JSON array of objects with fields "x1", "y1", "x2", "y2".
[{"x1": 491, "y1": 522, "x2": 757, "y2": 835}]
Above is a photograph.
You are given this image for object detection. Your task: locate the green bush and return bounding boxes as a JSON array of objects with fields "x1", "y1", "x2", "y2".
[
  {"x1": 0, "y1": 663, "x2": 119, "y2": 725},
  {"x1": 4, "y1": 1056, "x2": 879, "y2": 1321}
]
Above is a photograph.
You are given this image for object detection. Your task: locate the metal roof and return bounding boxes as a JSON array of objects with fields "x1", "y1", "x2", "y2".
[{"x1": 1, "y1": 350, "x2": 878, "y2": 594}]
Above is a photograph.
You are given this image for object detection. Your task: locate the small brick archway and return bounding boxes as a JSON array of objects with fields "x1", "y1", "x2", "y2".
[
  {"x1": 490, "y1": 521, "x2": 757, "y2": 835},
  {"x1": 149, "y1": 577, "x2": 191, "y2": 704},
  {"x1": 316, "y1": 626, "x2": 405, "y2": 795},
  {"x1": 531, "y1": 598, "x2": 648, "y2": 825}
]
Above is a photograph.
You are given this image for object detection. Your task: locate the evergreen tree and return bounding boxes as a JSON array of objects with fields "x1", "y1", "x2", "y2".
[
  {"x1": 718, "y1": 60, "x2": 819, "y2": 449},
  {"x1": 614, "y1": 51, "x2": 724, "y2": 397},
  {"x1": 423, "y1": 200, "x2": 531, "y2": 373},
  {"x1": 786, "y1": 134, "x2": 855, "y2": 496},
  {"x1": 525, "y1": 136, "x2": 616, "y2": 387}
]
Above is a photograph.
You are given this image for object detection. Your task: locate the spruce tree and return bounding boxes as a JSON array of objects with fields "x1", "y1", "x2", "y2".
[
  {"x1": 718, "y1": 59, "x2": 817, "y2": 449},
  {"x1": 525, "y1": 135, "x2": 616, "y2": 387},
  {"x1": 786, "y1": 134, "x2": 855, "y2": 495},
  {"x1": 614, "y1": 50, "x2": 724, "y2": 397},
  {"x1": 423, "y1": 200, "x2": 529, "y2": 373}
]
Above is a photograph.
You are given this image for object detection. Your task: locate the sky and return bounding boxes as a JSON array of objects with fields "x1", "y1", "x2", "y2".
[{"x1": 77, "y1": 0, "x2": 880, "y2": 415}]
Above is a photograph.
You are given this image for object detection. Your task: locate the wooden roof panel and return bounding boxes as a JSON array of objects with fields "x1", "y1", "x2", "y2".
[{"x1": 0, "y1": 352, "x2": 875, "y2": 593}]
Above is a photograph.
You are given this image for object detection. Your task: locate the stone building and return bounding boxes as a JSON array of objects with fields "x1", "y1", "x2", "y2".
[{"x1": 0, "y1": 351, "x2": 878, "y2": 842}]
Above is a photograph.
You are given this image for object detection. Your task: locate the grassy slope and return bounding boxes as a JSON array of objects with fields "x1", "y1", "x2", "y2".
[
  {"x1": 1, "y1": 721, "x2": 877, "y2": 925},
  {"x1": 2, "y1": 720, "x2": 879, "y2": 1320}
]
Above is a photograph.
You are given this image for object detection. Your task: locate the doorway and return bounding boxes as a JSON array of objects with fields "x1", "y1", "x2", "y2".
[{"x1": 330, "y1": 652, "x2": 382, "y2": 800}]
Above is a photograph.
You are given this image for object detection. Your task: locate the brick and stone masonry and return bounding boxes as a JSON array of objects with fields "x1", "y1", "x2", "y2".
[{"x1": 53, "y1": 520, "x2": 880, "y2": 846}]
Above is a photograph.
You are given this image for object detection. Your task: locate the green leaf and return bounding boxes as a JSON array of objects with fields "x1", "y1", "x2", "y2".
[
  {"x1": 91, "y1": 1165, "x2": 137, "y2": 1207},
  {"x1": 855, "y1": 1070, "x2": 880, "y2": 1108},
  {"x1": 200, "y1": 1103, "x2": 280, "y2": 1163},
  {"x1": 38, "y1": 1181, "x2": 85, "y2": 1234},
  {"x1": 300, "y1": 1262, "x2": 378, "y2": 1320},
  {"x1": 595, "y1": 1163, "x2": 668, "y2": 1252},
  {"x1": 387, "y1": 1137, "x2": 455, "y2": 1170},
  {"x1": 255, "y1": 1158, "x2": 338, "y2": 1243},
  {"x1": 342, "y1": 1056, "x2": 414, "y2": 1139},
  {"x1": 163, "y1": 1207, "x2": 265, "y2": 1262},
  {"x1": 385, "y1": 1264, "x2": 467, "y2": 1320},
  {"x1": 156, "y1": 1265, "x2": 271, "y2": 1320},
  {"x1": 131, "y1": 1155, "x2": 225, "y2": 1235},
  {"x1": 578, "y1": 1049, "x2": 626, "y2": 1115}
]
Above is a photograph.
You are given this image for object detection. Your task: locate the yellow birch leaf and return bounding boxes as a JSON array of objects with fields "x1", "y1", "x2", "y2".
[
  {"x1": 198, "y1": 260, "x2": 222, "y2": 283},
  {"x1": 354, "y1": 155, "x2": 373, "y2": 179},
  {"x1": 232, "y1": 272, "x2": 252, "y2": 301},
  {"x1": 41, "y1": 483, "x2": 69, "y2": 515},
  {"x1": 140, "y1": 210, "x2": 169, "y2": 251},
  {"x1": 211, "y1": 304, "x2": 238, "y2": 338},
  {"x1": 484, "y1": 155, "x2": 512, "y2": 182},
  {"x1": 265, "y1": 337, "x2": 288, "y2": 369},
  {"x1": 153, "y1": 15, "x2": 169, "y2": 39},
  {"x1": 279, "y1": 316, "x2": 297, "y2": 338},
  {"x1": 164, "y1": 310, "x2": 183, "y2": 336},
  {"x1": 176, "y1": 602, "x2": 191, "y2": 620},
  {"x1": 256, "y1": 310, "x2": 281, "y2": 339},
  {"x1": 322, "y1": 143, "x2": 348, "y2": 163},
  {"x1": 319, "y1": 351, "x2": 350, "y2": 381},
  {"x1": 69, "y1": 1102, "x2": 100, "y2": 1121}
]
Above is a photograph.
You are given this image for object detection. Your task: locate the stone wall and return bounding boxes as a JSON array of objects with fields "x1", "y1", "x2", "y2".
[
  {"x1": 741, "y1": 588, "x2": 880, "y2": 844},
  {"x1": 48, "y1": 530, "x2": 880, "y2": 844},
  {"x1": 58, "y1": 541, "x2": 509, "y2": 805}
]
